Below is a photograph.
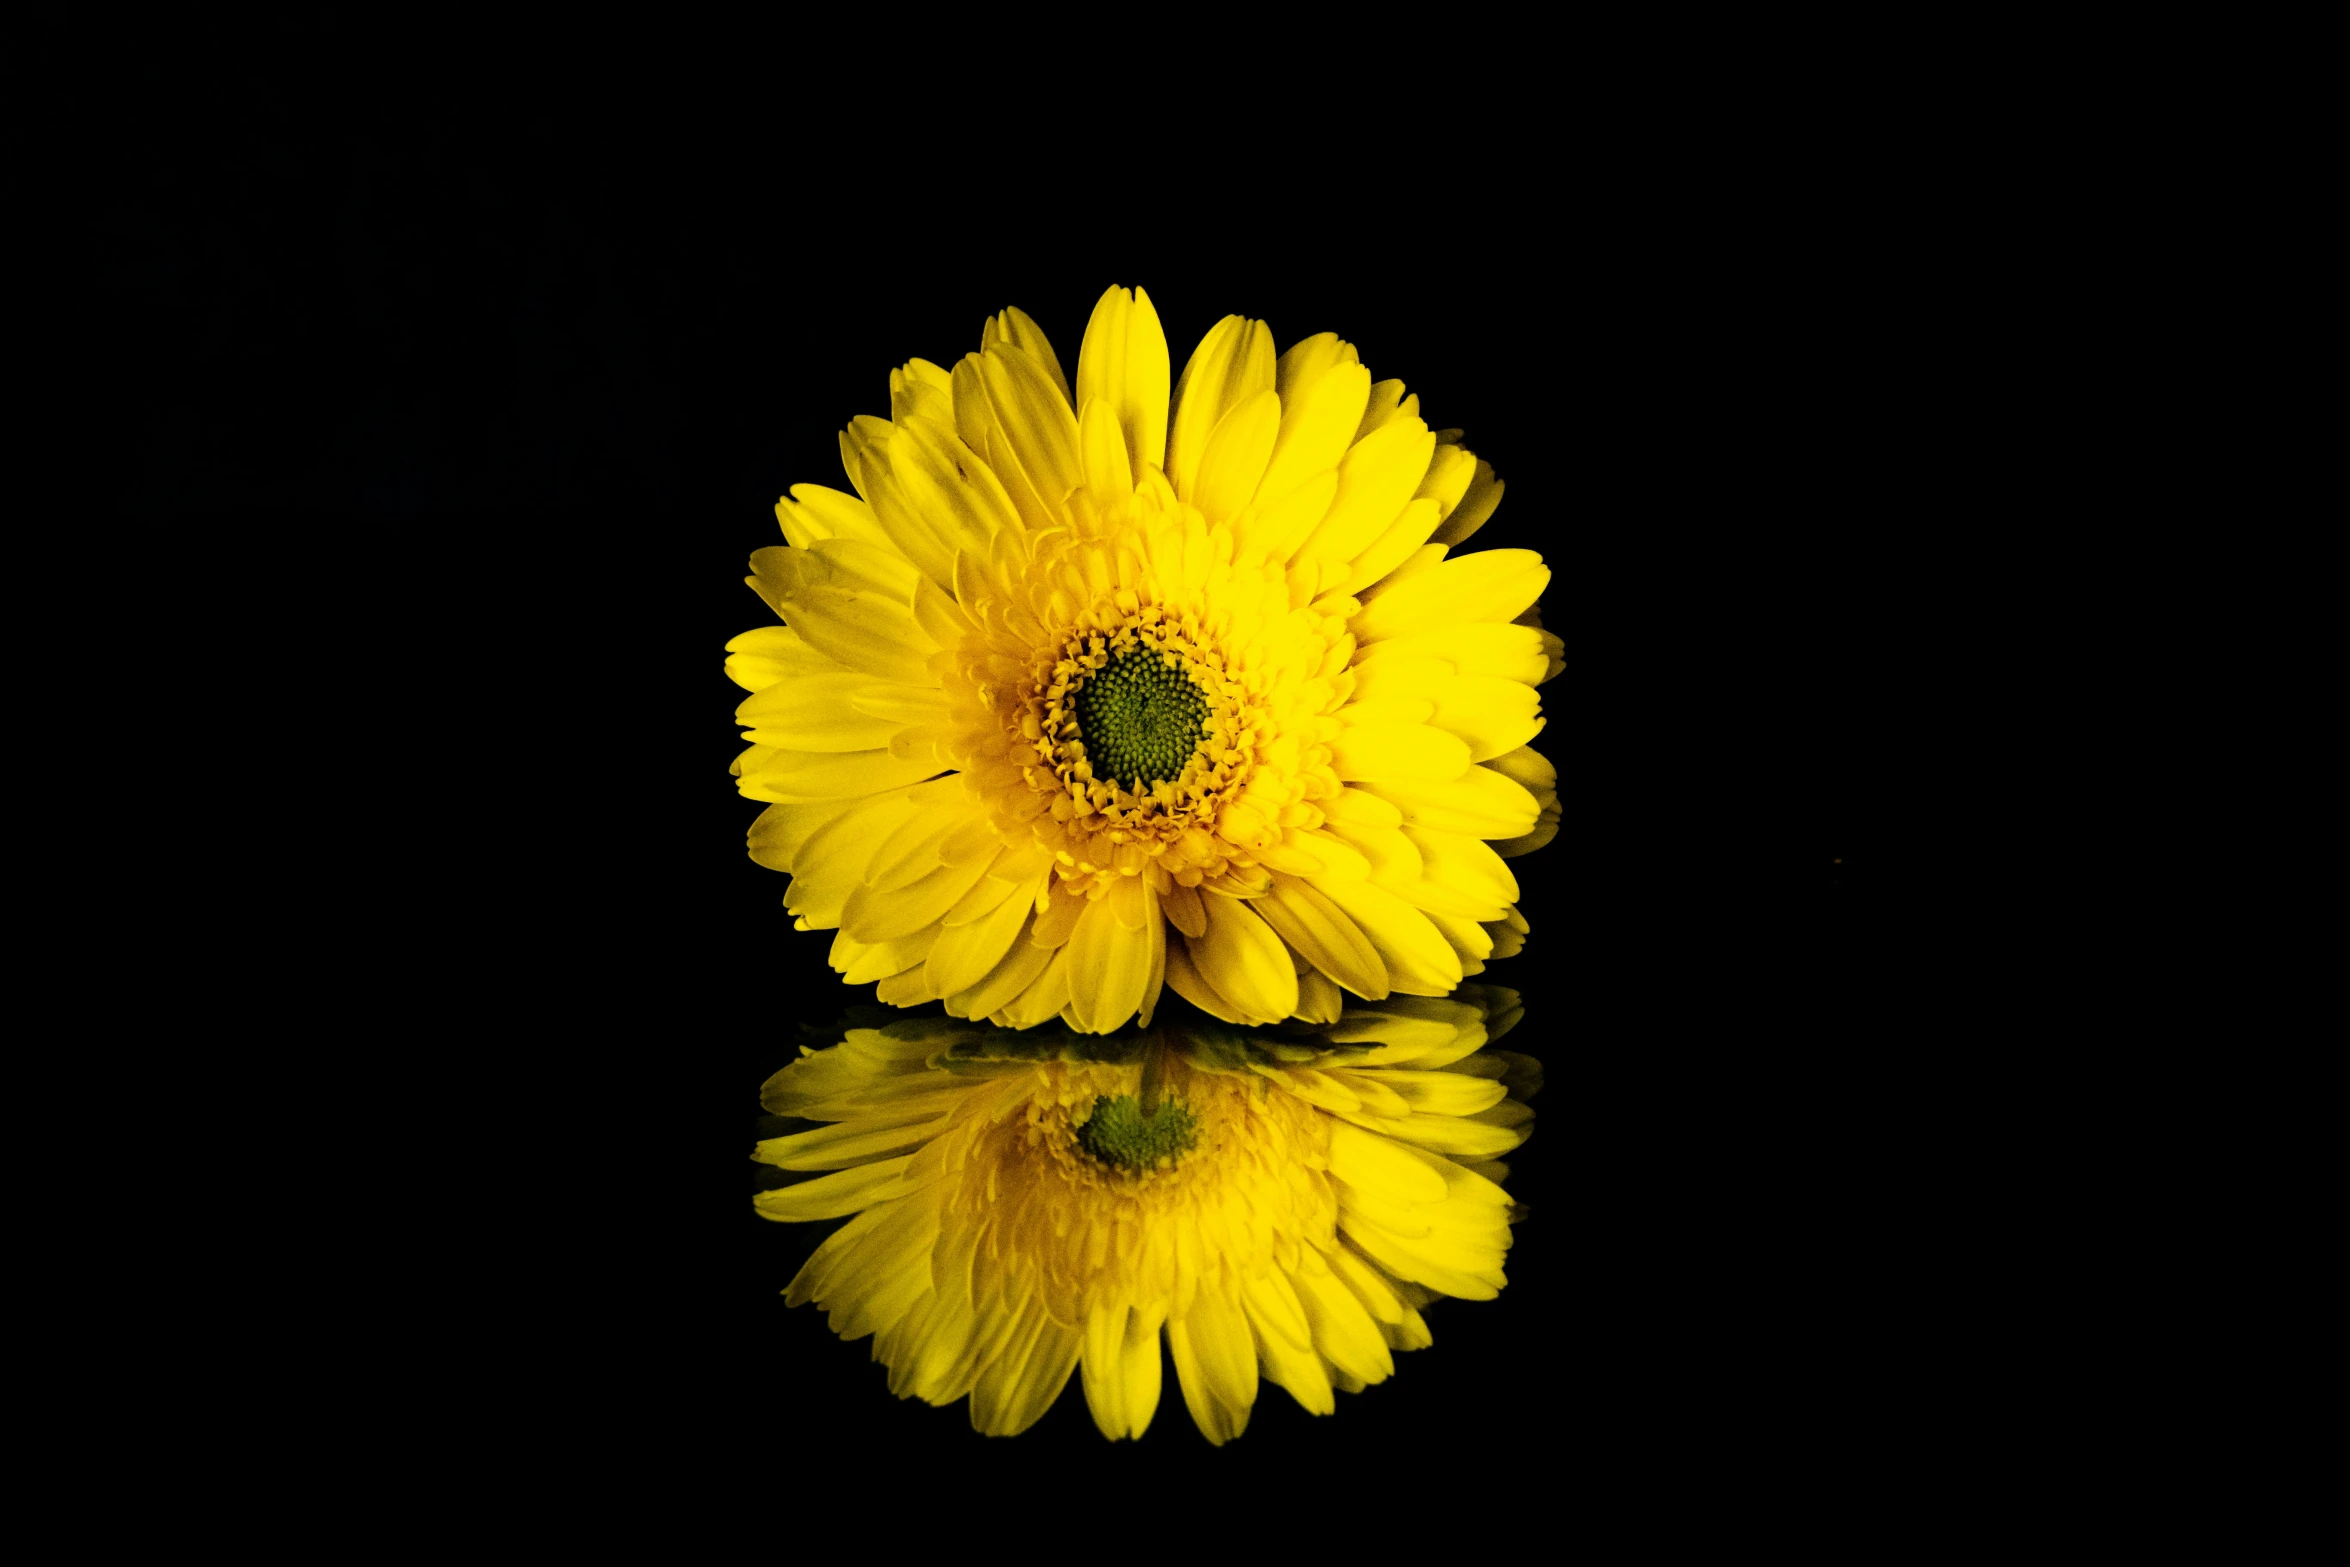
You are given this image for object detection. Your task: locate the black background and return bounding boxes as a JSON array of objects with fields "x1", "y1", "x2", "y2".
[{"x1": 113, "y1": 81, "x2": 1937, "y2": 1494}]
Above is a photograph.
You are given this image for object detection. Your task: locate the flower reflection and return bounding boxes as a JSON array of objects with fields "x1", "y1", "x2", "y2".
[{"x1": 754, "y1": 988, "x2": 1539, "y2": 1442}]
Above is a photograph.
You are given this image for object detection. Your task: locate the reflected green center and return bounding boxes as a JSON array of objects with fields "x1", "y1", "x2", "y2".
[
  {"x1": 1075, "y1": 1094, "x2": 1199, "y2": 1170},
  {"x1": 1071, "y1": 647, "x2": 1209, "y2": 787}
]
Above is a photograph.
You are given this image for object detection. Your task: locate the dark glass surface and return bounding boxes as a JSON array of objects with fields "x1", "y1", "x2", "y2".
[{"x1": 125, "y1": 95, "x2": 1918, "y2": 1492}]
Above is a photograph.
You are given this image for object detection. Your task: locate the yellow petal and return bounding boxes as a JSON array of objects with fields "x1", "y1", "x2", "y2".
[
  {"x1": 980, "y1": 305, "x2": 1071, "y2": 406},
  {"x1": 1347, "y1": 651, "x2": 1453, "y2": 701},
  {"x1": 979, "y1": 343, "x2": 1083, "y2": 522},
  {"x1": 1414, "y1": 443, "x2": 1477, "y2": 524},
  {"x1": 1315, "y1": 817, "x2": 1425, "y2": 884},
  {"x1": 1342, "y1": 1211, "x2": 1501, "y2": 1301},
  {"x1": 891, "y1": 414, "x2": 1021, "y2": 552},
  {"x1": 1349, "y1": 548, "x2": 1549, "y2": 643},
  {"x1": 1291, "y1": 829, "x2": 1373, "y2": 882},
  {"x1": 1292, "y1": 1258, "x2": 1395, "y2": 1386},
  {"x1": 724, "y1": 625, "x2": 842, "y2": 692},
  {"x1": 1065, "y1": 877, "x2": 1160, "y2": 1033},
  {"x1": 999, "y1": 1319, "x2": 1086, "y2": 1438},
  {"x1": 1274, "y1": 331, "x2": 1361, "y2": 404},
  {"x1": 1077, "y1": 396, "x2": 1135, "y2": 504},
  {"x1": 873, "y1": 963, "x2": 940, "y2": 1005},
  {"x1": 1355, "y1": 765, "x2": 1541, "y2": 838},
  {"x1": 775, "y1": 483, "x2": 895, "y2": 554},
  {"x1": 746, "y1": 796, "x2": 862, "y2": 875},
  {"x1": 1324, "y1": 1244, "x2": 1409, "y2": 1326},
  {"x1": 1484, "y1": 916, "x2": 1526, "y2": 958},
  {"x1": 1187, "y1": 388, "x2": 1282, "y2": 528},
  {"x1": 949, "y1": 352, "x2": 1006, "y2": 476},
  {"x1": 1163, "y1": 937, "x2": 1245, "y2": 1023},
  {"x1": 1168, "y1": 315, "x2": 1277, "y2": 500},
  {"x1": 1378, "y1": 1068, "x2": 1509, "y2": 1117},
  {"x1": 1315, "y1": 876, "x2": 1463, "y2": 996},
  {"x1": 839, "y1": 418, "x2": 959, "y2": 592},
  {"x1": 735, "y1": 671, "x2": 904, "y2": 752},
  {"x1": 1074, "y1": 284, "x2": 1170, "y2": 481},
  {"x1": 1191, "y1": 894, "x2": 1299, "y2": 1024},
  {"x1": 781, "y1": 789, "x2": 932, "y2": 922},
  {"x1": 1295, "y1": 967, "x2": 1344, "y2": 1023},
  {"x1": 1256, "y1": 360, "x2": 1372, "y2": 539},
  {"x1": 1244, "y1": 1273, "x2": 1333, "y2": 1416},
  {"x1": 1136, "y1": 918, "x2": 1168, "y2": 1027},
  {"x1": 1354, "y1": 623, "x2": 1554, "y2": 685},
  {"x1": 750, "y1": 530, "x2": 915, "y2": 616},
  {"x1": 1233, "y1": 469, "x2": 1337, "y2": 564},
  {"x1": 910, "y1": 574, "x2": 977, "y2": 652},
  {"x1": 846, "y1": 682, "x2": 956, "y2": 728},
  {"x1": 1485, "y1": 743, "x2": 1557, "y2": 795},
  {"x1": 1429, "y1": 458, "x2": 1503, "y2": 547},
  {"x1": 751, "y1": 1154, "x2": 915, "y2": 1223},
  {"x1": 1422, "y1": 677, "x2": 1544, "y2": 762},
  {"x1": 1081, "y1": 1304, "x2": 1145, "y2": 1441},
  {"x1": 756, "y1": 1112, "x2": 951, "y2": 1173},
  {"x1": 943, "y1": 920, "x2": 1052, "y2": 1020},
  {"x1": 832, "y1": 928, "x2": 931, "y2": 986},
  {"x1": 1353, "y1": 378, "x2": 1410, "y2": 442},
  {"x1": 970, "y1": 1305, "x2": 1080, "y2": 1436},
  {"x1": 863, "y1": 784, "x2": 981, "y2": 890},
  {"x1": 1399, "y1": 827, "x2": 1519, "y2": 913},
  {"x1": 1297, "y1": 418, "x2": 1435, "y2": 566},
  {"x1": 938, "y1": 859, "x2": 1020, "y2": 927},
  {"x1": 1327, "y1": 1120, "x2": 1448, "y2": 1203},
  {"x1": 1030, "y1": 882, "x2": 1087, "y2": 949},
  {"x1": 1168, "y1": 1286, "x2": 1256, "y2": 1447},
  {"x1": 1252, "y1": 827, "x2": 1371, "y2": 881},
  {"x1": 752, "y1": 539, "x2": 942, "y2": 686},
  {"x1": 1329, "y1": 723, "x2": 1474, "y2": 783},
  {"x1": 1322, "y1": 785, "x2": 1405, "y2": 830},
  {"x1": 1423, "y1": 906, "x2": 1494, "y2": 970},
  {"x1": 1253, "y1": 875, "x2": 1388, "y2": 999},
  {"x1": 1379, "y1": 1107, "x2": 1529, "y2": 1162},
  {"x1": 888, "y1": 357, "x2": 954, "y2": 427},
  {"x1": 842, "y1": 854, "x2": 994, "y2": 943},
  {"x1": 1122, "y1": 1303, "x2": 1167, "y2": 1434},
  {"x1": 995, "y1": 948, "x2": 1072, "y2": 1028},
  {"x1": 735, "y1": 746, "x2": 944, "y2": 806},
  {"x1": 1355, "y1": 543, "x2": 1447, "y2": 604},
  {"x1": 1340, "y1": 496, "x2": 1445, "y2": 597},
  {"x1": 1161, "y1": 880, "x2": 1208, "y2": 939}
]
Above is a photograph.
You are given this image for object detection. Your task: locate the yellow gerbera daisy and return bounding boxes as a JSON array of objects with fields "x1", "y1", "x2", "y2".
[
  {"x1": 730, "y1": 286, "x2": 1562, "y2": 1033},
  {"x1": 754, "y1": 990, "x2": 1538, "y2": 1442}
]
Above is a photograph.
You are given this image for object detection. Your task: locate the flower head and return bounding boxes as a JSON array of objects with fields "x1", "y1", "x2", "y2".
[
  {"x1": 755, "y1": 991, "x2": 1539, "y2": 1442},
  {"x1": 731, "y1": 287, "x2": 1561, "y2": 1032}
]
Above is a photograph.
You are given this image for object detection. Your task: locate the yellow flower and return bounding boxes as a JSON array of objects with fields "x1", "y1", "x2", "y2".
[
  {"x1": 754, "y1": 991, "x2": 1539, "y2": 1442},
  {"x1": 730, "y1": 286, "x2": 1561, "y2": 1033}
]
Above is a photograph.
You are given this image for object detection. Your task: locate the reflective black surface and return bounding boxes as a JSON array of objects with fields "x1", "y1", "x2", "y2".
[{"x1": 134, "y1": 92, "x2": 1920, "y2": 1492}]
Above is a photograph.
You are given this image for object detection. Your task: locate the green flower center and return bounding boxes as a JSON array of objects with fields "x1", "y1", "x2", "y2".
[
  {"x1": 1075, "y1": 1094, "x2": 1199, "y2": 1171},
  {"x1": 1072, "y1": 647, "x2": 1209, "y2": 788}
]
